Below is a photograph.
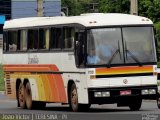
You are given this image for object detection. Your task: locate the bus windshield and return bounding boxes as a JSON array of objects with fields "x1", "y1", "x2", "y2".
[{"x1": 87, "y1": 27, "x2": 156, "y2": 66}]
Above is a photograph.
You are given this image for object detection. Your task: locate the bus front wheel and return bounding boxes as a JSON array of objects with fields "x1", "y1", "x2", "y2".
[
  {"x1": 157, "y1": 95, "x2": 160, "y2": 109},
  {"x1": 69, "y1": 83, "x2": 79, "y2": 112},
  {"x1": 18, "y1": 82, "x2": 26, "y2": 109},
  {"x1": 69, "y1": 83, "x2": 90, "y2": 112}
]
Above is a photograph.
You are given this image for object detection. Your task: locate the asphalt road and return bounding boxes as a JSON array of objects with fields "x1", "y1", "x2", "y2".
[{"x1": 0, "y1": 93, "x2": 160, "y2": 120}]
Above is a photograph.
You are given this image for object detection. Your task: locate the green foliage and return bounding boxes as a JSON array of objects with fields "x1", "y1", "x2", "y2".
[
  {"x1": 0, "y1": 65, "x2": 4, "y2": 91},
  {"x1": 155, "y1": 22, "x2": 160, "y2": 62},
  {"x1": 98, "y1": 0, "x2": 129, "y2": 13},
  {"x1": 158, "y1": 61, "x2": 160, "y2": 67},
  {"x1": 61, "y1": 0, "x2": 90, "y2": 15},
  {"x1": 138, "y1": 0, "x2": 160, "y2": 23},
  {"x1": 62, "y1": 0, "x2": 160, "y2": 19}
]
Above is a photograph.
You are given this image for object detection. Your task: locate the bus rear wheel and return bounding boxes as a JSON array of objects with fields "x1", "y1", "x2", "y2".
[
  {"x1": 18, "y1": 82, "x2": 26, "y2": 109},
  {"x1": 25, "y1": 82, "x2": 46, "y2": 109},
  {"x1": 25, "y1": 82, "x2": 33, "y2": 109}
]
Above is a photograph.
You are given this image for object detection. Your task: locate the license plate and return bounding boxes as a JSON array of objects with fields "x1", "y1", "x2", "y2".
[{"x1": 120, "y1": 90, "x2": 131, "y2": 95}]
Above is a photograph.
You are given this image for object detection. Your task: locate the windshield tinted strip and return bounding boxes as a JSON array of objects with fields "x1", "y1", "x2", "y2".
[{"x1": 96, "y1": 73, "x2": 153, "y2": 78}]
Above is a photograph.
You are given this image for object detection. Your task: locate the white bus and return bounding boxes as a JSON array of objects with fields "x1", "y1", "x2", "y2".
[{"x1": 3, "y1": 13, "x2": 157, "y2": 112}]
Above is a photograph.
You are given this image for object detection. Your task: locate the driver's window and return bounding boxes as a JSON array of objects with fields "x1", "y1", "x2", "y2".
[{"x1": 75, "y1": 29, "x2": 85, "y2": 67}]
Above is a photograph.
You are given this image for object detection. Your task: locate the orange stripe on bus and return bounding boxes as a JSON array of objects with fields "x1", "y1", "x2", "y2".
[
  {"x1": 4, "y1": 64, "x2": 67, "y2": 103},
  {"x1": 50, "y1": 65, "x2": 67, "y2": 103},
  {"x1": 96, "y1": 65, "x2": 153, "y2": 75}
]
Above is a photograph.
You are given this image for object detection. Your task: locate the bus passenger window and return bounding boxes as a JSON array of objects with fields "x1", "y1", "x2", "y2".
[
  {"x1": 3, "y1": 31, "x2": 8, "y2": 52},
  {"x1": 50, "y1": 28, "x2": 62, "y2": 49},
  {"x1": 39, "y1": 28, "x2": 49, "y2": 50},
  {"x1": 20, "y1": 30, "x2": 27, "y2": 51},
  {"x1": 8, "y1": 31, "x2": 18, "y2": 52},
  {"x1": 63, "y1": 27, "x2": 74, "y2": 49},
  {"x1": 28, "y1": 29, "x2": 38, "y2": 50}
]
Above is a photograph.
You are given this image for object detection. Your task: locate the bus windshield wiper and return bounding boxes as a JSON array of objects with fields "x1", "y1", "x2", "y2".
[
  {"x1": 107, "y1": 49, "x2": 120, "y2": 68},
  {"x1": 107, "y1": 40, "x2": 121, "y2": 68},
  {"x1": 125, "y1": 49, "x2": 142, "y2": 66},
  {"x1": 124, "y1": 41, "x2": 142, "y2": 66}
]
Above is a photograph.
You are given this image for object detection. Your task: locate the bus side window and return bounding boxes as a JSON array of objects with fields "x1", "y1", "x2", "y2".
[
  {"x1": 8, "y1": 31, "x2": 18, "y2": 52},
  {"x1": 28, "y1": 29, "x2": 38, "y2": 50},
  {"x1": 3, "y1": 31, "x2": 8, "y2": 52},
  {"x1": 63, "y1": 27, "x2": 74, "y2": 49},
  {"x1": 50, "y1": 27, "x2": 62, "y2": 49},
  {"x1": 39, "y1": 28, "x2": 49, "y2": 50}
]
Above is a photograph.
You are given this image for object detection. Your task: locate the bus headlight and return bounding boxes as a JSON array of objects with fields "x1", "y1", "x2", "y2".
[
  {"x1": 141, "y1": 89, "x2": 156, "y2": 95},
  {"x1": 94, "y1": 91, "x2": 110, "y2": 97},
  {"x1": 141, "y1": 89, "x2": 149, "y2": 95},
  {"x1": 148, "y1": 89, "x2": 156, "y2": 94},
  {"x1": 102, "y1": 92, "x2": 110, "y2": 97},
  {"x1": 94, "y1": 92, "x2": 102, "y2": 97}
]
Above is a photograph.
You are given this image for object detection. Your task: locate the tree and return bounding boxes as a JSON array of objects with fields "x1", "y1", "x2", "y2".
[
  {"x1": 138, "y1": 0, "x2": 160, "y2": 23},
  {"x1": 61, "y1": 0, "x2": 91, "y2": 16},
  {"x1": 98, "y1": 0, "x2": 129, "y2": 13}
]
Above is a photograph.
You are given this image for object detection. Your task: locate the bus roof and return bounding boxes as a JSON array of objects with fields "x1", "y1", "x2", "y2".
[{"x1": 4, "y1": 13, "x2": 153, "y2": 29}]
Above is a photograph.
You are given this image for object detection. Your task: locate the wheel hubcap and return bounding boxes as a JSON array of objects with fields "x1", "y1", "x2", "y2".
[{"x1": 71, "y1": 88, "x2": 77, "y2": 106}]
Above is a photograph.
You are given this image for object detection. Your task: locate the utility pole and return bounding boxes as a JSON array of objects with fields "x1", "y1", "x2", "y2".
[
  {"x1": 130, "y1": 0, "x2": 138, "y2": 15},
  {"x1": 89, "y1": 3, "x2": 99, "y2": 13},
  {"x1": 37, "y1": 0, "x2": 44, "y2": 17}
]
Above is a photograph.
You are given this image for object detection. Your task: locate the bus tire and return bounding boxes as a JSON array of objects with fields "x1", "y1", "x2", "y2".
[
  {"x1": 25, "y1": 82, "x2": 33, "y2": 109},
  {"x1": 69, "y1": 83, "x2": 79, "y2": 112},
  {"x1": 25, "y1": 82, "x2": 46, "y2": 110},
  {"x1": 18, "y1": 82, "x2": 26, "y2": 109},
  {"x1": 69, "y1": 83, "x2": 90, "y2": 112},
  {"x1": 129, "y1": 98, "x2": 142, "y2": 111}
]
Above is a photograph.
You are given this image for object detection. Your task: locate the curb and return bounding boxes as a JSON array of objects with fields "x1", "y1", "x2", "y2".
[{"x1": 0, "y1": 91, "x2": 5, "y2": 95}]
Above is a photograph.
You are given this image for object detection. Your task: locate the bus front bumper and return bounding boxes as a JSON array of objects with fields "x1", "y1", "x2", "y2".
[{"x1": 88, "y1": 85, "x2": 157, "y2": 104}]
